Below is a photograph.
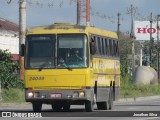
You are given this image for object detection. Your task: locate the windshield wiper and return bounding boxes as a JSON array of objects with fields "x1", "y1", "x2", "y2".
[
  {"x1": 38, "y1": 59, "x2": 53, "y2": 71},
  {"x1": 57, "y1": 58, "x2": 72, "y2": 71},
  {"x1": 38, "y1": 63, "x2": 46, "y2": 71},
  {"x1": 59, "y1": 63, "x2": 72, "y2": 71},
  {"x1": 65, "y1": 65, "x2": 72, "y2": 71}
]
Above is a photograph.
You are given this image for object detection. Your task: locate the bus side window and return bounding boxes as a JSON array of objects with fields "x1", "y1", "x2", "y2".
[
  {"x1": 113, "y1": 40, "x2": 116, "y2": 57},
  {"x1": 98, "y1": 37, "x2": 101, "y2": 56},
  {"x1": 101, "y1": 38, "x2": 105, "y2": 56},
  {"x1": 109, "y1": 39, "x2": 113, "y2": 57},
  {"x1": 104, "y1": 38, "x2": 108, "y2": 56},
  {"x1": 90, "y1": 37, "x2": 96, "y2": 55},
  {"x1": 113, "y1": 40, "x2": 119, "y2": 57},
  {"x1": 95, "y1": 36, "x2": 99, "y2": 55},
  {"x1": 116, "y1": 41, "x2": 119, "y2": 57}
]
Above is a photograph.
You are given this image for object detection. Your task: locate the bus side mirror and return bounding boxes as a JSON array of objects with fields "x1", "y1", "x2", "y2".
[
  {"x1": 90, "y1": 39, "x2": 96, "y2": 55},
  {"x1": 20, "y1": 44, "x2": 25, "y2": 56}
]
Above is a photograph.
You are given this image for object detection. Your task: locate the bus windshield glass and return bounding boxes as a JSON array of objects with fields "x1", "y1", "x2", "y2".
[
  {"x1": 25, "y1": 34, "x2": 88, "y2": 69},
  {"x1": 25, "y1": 35, "x2": 55, "y2": 69},
  {"x1": 57, "y1": 34, "x2": 88, "y2": 68}
]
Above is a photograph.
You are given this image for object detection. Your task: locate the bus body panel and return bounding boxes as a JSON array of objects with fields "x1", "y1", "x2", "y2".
[
  {"x1": 25, "y1": 69, "x2": 91, "y2": 90},
  {"x1": 91, "y1": 58, "x2": 120, "y2": 87}
]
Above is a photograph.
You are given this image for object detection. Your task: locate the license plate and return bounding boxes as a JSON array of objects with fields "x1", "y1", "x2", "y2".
[{"x1": 50, "y1": 94, "x2": 62, "y2": 98}]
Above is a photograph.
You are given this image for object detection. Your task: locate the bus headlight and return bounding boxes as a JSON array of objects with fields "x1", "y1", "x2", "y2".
[
  {"x1": 28, "y1": 92, "x2": 33, "y2": 98},
  {"x1": 79, "y1": 91, "x2": 85, "y2": 97}
]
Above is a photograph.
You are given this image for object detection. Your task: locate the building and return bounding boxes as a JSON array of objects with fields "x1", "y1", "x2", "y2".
[{"x1": 0, "y1": 17, "x2": 19, "y2": 61}]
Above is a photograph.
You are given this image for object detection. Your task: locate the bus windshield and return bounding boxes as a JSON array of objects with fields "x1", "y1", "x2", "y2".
[
  {"x1": 57, "y1": 34, "x2": 88, "y2": 68},
  {"x1": 25, "y1": 35, "x2": 55, "y2": 69},
  {"x1": 25, "y1": 34, "x2": 88, "y2": 69}
]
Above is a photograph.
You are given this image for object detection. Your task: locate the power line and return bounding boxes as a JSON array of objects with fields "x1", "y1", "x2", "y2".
[
  {"x1": 27, "y1": 0, "x2": 118, "y2": 24},
  {"x1": 2, "y1": 0, "x2": 120, "y2": 25},
  {"x1": 7, "y1": 0, "x2": 12, "y2": 4},
  {"x1": 3, "y1": 0, "x2": 156, "y2": 30},
  {"x1": 4, "y1": 0, "x2": 157, "y2": 23}
]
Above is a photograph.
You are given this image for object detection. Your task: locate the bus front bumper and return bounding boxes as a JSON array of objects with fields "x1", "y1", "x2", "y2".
[{"x1": 25, "y1": 89, "x2": 94, "y2": 103}]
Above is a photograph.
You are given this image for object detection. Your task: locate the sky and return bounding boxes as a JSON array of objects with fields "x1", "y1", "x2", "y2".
[{"x1": 0, "y1": 0, "x2": 160, "y2": 33}]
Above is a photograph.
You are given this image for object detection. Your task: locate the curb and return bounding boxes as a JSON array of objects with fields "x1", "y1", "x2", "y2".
[{"x1": 115, "y1": 95, "x2": 160, "y2": 103}]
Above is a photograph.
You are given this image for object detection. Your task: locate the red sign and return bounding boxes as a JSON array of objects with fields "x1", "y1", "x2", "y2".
[{"x1": 12, "y1": 54, "x2": 19, "y2": 61}]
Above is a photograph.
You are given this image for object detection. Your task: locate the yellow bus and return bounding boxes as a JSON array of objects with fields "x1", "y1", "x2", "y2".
[{"x1": 24, "y1": 23, "x2": 120, "y2": 112}]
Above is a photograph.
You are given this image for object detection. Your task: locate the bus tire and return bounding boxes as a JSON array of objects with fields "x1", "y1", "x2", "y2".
[
  {"x1": 97, "y1": 89, "x2": 112, "y2": 110},
  {"x1": 85, "y1": 100, "x2": 94, "y2": 112},
  {"x1": 85, "y1": 94, "x2": 96, "y2": 112},
  {"x1": 97, "y1": 101, "x2": 109, "y2": 110},
  {"x1": 32, "y1": 103, "x2": 42, "y2": 112},
  {"x1": 113, "y1": 81, "x2": 116, "y2": 101},
  {"x1": 109, "y1": 87, "x2": 113, "y2": 110},
  {"x1": 97, "y1": 102, "x2": 103, "y2": 110}
]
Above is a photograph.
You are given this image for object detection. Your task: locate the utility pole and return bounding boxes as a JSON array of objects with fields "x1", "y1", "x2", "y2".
[
  {"x1": 86, "y1": 0, "x2": 90, "y2": 26},
  {"x1": 157, "y1": 15, "x2": 160, "y2": 80},
  {"x1": 117, "y1": 13, "x2": 121, "y2": 39},
  {"x1": 150, "y1": 13, "x2": 153, "y2": 65},
  {"x1": 140, "y1": 43, "x2": 143, "y2": 66},
  {"x1": 19, "y1": 0, "x2": 26, "y2": 80},
  {"x1": 127, "y1": 4, "x2": 136, "y2": 80},
  {"x1": 0, "y1": 78, "x2": 1, "y2": 101},
  {"x1": 77, "y1": 0, "x2": 80, "y2": 25}
]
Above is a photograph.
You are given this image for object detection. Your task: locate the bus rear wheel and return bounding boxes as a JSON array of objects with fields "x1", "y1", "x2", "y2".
[
  {"x1": 97, "y1": 88, "x2": 113, "y2": 110},
  {"x1": 32, "y1": 103, "x2": 42, "y2": 112},
  {"x1": 109, "y1": 87, "x2": 113, "y2": 110},
  {"x1": 97, "y1": 101, "x2": 109, "y2": 110}
]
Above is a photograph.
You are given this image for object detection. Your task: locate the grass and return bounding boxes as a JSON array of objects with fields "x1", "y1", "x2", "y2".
[
  {"x1": 120, "y1": 81, "x2": 160, "y2": 98},
  {"x1": 1, "y1": 88, "x2": 25, "y2": 103}
]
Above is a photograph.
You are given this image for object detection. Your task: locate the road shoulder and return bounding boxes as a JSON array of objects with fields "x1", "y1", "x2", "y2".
[{"x1": 116, "y1": 95, "x2": 160, "y2": 103}]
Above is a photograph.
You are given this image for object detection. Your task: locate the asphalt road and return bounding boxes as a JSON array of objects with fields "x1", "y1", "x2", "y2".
[{"x1": 0, "y1": 95, "x2": 160, "y2": 120}]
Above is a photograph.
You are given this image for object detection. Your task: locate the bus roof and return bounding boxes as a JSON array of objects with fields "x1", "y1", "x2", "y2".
[{"x1": 27, "y1": 22, "x2": 118, "y2": 39}]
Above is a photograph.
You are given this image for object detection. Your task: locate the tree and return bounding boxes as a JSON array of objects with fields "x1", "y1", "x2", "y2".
[
  {"x1": 0, "y1": 49, "x2": 23, "y2": 89},
  {"x1": 119, "y1": 32, "x2": 145, "y2": 82},
  {"x1": 119, "y1": 33, "x2": 132, "y2": 83}
]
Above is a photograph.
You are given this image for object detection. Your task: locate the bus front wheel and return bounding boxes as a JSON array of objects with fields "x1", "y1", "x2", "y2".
[
  {"x1": 85, "y1": 100, "x2": 94, "y2": 112},
  {"x1": 85, "y1": 94, "x2": 96, "y2": 112},
  {"x1": 32, "y1": 103, "x2": 42, "y2": 112}
]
